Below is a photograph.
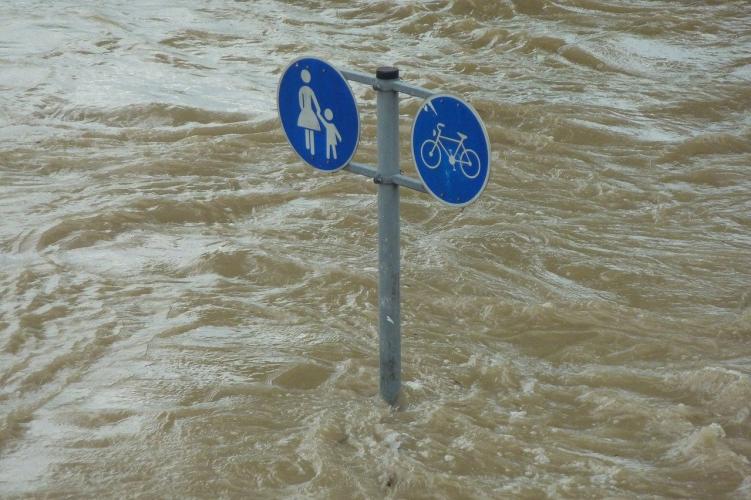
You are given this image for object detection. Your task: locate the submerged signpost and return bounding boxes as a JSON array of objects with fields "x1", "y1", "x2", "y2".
[{"x1": 277, "y1": 57, "x2": 490, "y2": 405}]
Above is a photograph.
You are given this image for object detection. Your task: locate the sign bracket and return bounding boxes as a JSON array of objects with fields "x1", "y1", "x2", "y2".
[
  {"x1": 344, "y1": 162, "x2": 427, "y2": 193},
  {"x1": 340, "y1": 69, "x2": 435, "y2": 99}
]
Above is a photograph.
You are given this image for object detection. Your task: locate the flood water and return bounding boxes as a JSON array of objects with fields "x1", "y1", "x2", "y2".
[{"x1": 1, "y1": 0, "x2": 750, "y2": 497}]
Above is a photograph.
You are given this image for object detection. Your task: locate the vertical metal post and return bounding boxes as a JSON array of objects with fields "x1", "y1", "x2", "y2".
[{"x1": 375, "y1": 66, "x2": 400, "y2": 406}]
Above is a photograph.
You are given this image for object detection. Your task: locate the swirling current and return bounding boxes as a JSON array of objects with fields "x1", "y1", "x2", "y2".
[{"x1": 1, "y1": 1, "x2": 750, "y2": 497}]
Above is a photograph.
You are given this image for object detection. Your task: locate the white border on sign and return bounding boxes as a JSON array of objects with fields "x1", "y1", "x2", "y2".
[
  {"x1": 410, "y1": 94, "x2": 491, "y2": 208},
  {"x1": 276, "y1": 56, "x2": 361, "y2": 173}
]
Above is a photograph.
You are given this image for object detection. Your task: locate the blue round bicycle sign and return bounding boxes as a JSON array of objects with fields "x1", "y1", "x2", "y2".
[
  {"x1": 411, "y1": 95, "x2": 490, "y2": 206},
  {"x1": 277, "y1": 57, "x2": 360, "y2": 172}
]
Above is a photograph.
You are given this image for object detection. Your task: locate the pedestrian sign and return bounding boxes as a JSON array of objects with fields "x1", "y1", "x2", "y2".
[
  {"x1": 277, "y1": 57, "x2": 360, "y2": 172},
  {"x1": 411, "y1": 95, "x2": 490, "y2": 206}
]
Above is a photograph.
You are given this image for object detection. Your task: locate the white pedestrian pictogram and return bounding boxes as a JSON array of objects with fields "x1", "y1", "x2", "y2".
[
  {"x1": 297, "y1": 69, "x2": 321, "y2": 155},
  {"x1": 319, "y1": 108, "x2": 341, "y2": 160},
  {"x1": 296, "y1": 69, "x2": 342, "y2": 160},
  {"x1": 419, "y1": 123, "x2": 481, "y2": 179}
]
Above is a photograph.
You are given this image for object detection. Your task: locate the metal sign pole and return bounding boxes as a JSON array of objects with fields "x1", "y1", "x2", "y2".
[
  {"x1": 279, "y1": 58, "x2": 490, "y2": 407},
  {"x1": 375, "y1": 66, "x2": 401, "y2": 406}
]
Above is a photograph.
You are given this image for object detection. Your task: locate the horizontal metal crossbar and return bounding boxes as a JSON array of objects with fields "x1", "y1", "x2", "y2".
[
  {"x1": 339, "y1": 68, "x2": 430, "y2": 195},
  {"x1": 345, "y1": 162, "x2": 427, "y2": 193},
  {"x1": 340, "y1": 69, "x2": 435, "y2": 100}
]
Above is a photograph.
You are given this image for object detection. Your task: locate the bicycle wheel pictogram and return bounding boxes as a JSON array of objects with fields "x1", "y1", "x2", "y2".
[
  {"x1": 459, "y1": 148, "x2": 481, "y2": 179},
  {"x1": 420, "y1": 139, "x2": 442, "y2": 169}
]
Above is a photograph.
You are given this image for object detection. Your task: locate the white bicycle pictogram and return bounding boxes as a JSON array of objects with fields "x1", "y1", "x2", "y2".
[{"x1": 419, "y1": 123, "x2": 481, "y2": 179}]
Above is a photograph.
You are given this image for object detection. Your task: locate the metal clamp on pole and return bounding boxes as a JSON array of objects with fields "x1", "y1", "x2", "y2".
[
  {"x1": 373, "y1": 174, "x2": 392, "y2": 185},
  {"x1": 376, "y1": 66, "x2": 401, "y2": 406}
]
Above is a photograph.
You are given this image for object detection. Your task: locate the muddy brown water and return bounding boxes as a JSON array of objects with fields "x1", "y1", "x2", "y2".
[{"x1": 1, "y1": 1, "x2": 750, "y2": 498}]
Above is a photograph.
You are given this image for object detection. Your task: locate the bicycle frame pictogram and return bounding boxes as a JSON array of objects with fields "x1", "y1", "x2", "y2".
[{"x1": 419, "y1": 123, "x2": 481, "y2": 179}]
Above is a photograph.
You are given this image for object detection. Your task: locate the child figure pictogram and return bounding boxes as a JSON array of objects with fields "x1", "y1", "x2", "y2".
[{"x1": 319, "y1": 108, "x2": 342, "y2": 160}]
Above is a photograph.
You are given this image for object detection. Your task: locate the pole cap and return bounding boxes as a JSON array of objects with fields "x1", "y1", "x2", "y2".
[{"x1": 376, "y1": 66, "x2": 399, "y2": 80}]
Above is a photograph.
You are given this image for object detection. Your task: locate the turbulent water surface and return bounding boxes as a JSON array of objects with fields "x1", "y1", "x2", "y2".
[{"x1": 1, "y1": 0, "x2": 750, "y2": 497}]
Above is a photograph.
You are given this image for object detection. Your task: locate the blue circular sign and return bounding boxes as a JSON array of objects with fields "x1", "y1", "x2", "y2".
[
  {"x1": 277, "y1": 57, "x2": 360, "y2": 172},
  {"x1": 411, "y1": 95, "x2": 490, "y2": 206}
]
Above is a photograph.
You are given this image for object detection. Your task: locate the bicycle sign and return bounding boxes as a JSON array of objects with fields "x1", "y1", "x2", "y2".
[{"x1": 411, "y1": 95, "x2": 490, "y2": 206}]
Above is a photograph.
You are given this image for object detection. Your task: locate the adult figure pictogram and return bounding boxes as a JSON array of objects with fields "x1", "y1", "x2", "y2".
[{"x1": 297, "y1": 69, "x2": 321, "y2": 155}]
